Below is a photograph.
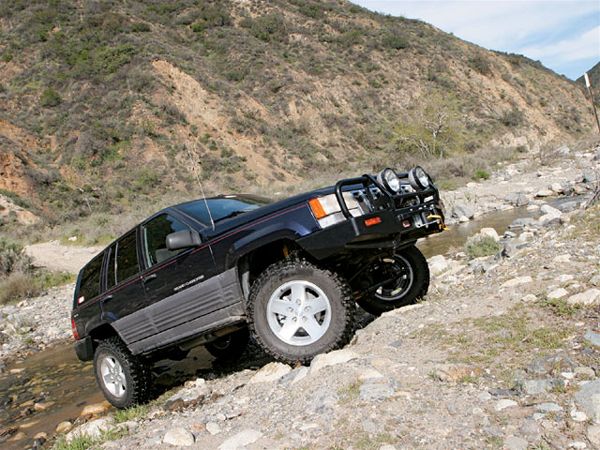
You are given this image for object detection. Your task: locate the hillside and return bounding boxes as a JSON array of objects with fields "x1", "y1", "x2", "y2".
[
  {"x1": 0, "y1": 0, "x2": 594, "y2": 228},
  {"x1": 578, "y1": 61, "x2": 600, "y2": 89}
]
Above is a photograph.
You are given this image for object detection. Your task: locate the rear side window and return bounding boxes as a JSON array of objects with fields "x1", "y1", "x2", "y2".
[
  {"x1": 78, "y1": 254, "x2": 103, "y2": 302},
  {"x1": 116, "y1": 231, "x2": 139, "y2": 283},
  {"x1": 142, "y1": 214, "x2": 189, "y2": 267}
]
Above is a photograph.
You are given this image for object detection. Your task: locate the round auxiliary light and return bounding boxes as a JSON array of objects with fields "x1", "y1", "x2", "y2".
[
  {"x1": 377, "y1": 168, "x2": 401, "y2": 193},
  {"x1": 408, "y1": 166, "x2": 431, "y2": 190}
]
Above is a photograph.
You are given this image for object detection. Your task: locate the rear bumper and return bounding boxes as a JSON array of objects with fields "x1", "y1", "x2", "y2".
[
  {"x1": 74, "y1": 336, "x2": 94, "y2": 361},
  {"x1": 299, "y1": 201, "x2": 445, "y2": 259}
]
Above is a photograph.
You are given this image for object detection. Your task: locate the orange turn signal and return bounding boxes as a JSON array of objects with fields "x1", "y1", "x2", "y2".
[
  {"x1": 364, "y1": 216, "x2": 382, "y2": 227},
  {"x1": 309, "y1": 198, "x2": 327, "y2": 219}
]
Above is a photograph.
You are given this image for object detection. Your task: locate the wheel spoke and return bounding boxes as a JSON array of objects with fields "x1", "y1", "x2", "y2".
[
  {"x1": 279, "y1": 320, "x2": 299, "y2": 340},
  {"x1": 269, "y1": 299, "x2": 291, "y2": 316},
  {"x1": 105, "y1": 357, "x2": 115, "y2": 370},
  {"x1": 310, "y1": 295, "x2": 329, "y2": 313},
  {"x1": 291, "y1": 283, "x2": 306, "y2": 303},
  {"x1": 302, "y1": 316, "x2": 323, "y2": 338}
]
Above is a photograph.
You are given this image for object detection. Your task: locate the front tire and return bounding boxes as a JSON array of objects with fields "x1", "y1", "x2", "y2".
[
  {"x1": 248, "y1": 259, "x2": 355, "y2": 365},
  {"x1": 93, "y1": 336, "x2": 152, "y2": 409},
  {"x1": 357, "y1": 246, "x2": 430, "y2": 316}
]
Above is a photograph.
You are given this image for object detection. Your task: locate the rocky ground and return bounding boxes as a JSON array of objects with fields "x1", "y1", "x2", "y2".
[{"x1": 0, "y1": 145, "x2": 599, "y2": 450}]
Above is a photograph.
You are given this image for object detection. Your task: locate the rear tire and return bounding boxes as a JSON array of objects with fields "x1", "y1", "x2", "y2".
[
  {"x1": 205, "y1": 328, "x2": 249, "y2": 361},
  {"x1": 248, "y1": 258, "x2": 355, "y2": 365},
  {"x1": 357, "y1": 246, "x2": 429, "y2": 316},
  {"x1": 93, "y1": 336, "x2": 152, "y2": 409}
]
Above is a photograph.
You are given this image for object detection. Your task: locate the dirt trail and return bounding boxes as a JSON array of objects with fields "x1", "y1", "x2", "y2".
[{"x1": 24, "y1": 241, "x2": 102, "y2": 274}]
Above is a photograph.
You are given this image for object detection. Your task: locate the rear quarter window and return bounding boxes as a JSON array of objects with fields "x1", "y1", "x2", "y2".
[{"x1": 77, "y1": 254, "x2": 103, "y2": 303}]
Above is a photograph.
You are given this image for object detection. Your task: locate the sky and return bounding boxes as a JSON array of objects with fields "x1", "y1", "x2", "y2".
[{"x1": 352, "y1": 0, "x2": 600, "y2": 80}]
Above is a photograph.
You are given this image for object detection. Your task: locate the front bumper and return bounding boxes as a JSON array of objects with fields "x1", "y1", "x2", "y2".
[{"x1": 299, "y1": 200, "x2": 445, "y2": 259}]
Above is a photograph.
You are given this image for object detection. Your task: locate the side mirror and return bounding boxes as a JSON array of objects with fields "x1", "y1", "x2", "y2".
[{"x1": 166, "y1": 230, "x2": 202, "y2": 251}]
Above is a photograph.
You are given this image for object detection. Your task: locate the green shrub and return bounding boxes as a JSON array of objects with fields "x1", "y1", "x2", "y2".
[
  {"x1": 468, "y1": 55, "x2": 492, "y2": 76},
  {"x1": 131, "y1": 22, "x2": 151, "y2": 32},
  {"x1": 243, "y1": 14, "x2": 287, "y2": 42},
  {"x1": 0, "y1": 238, "x2": 31, "y2": 277},
  {"x1": 500, "y1": 108, "x2": 524, "y2": 127},
  {"x1": 190, "y1": 3, "x2": 231, "y2": 32},
  {"x1": 382, "y1": 31, "x2": 408, "y2": 50},
  {"x1": 473, "y1": 169, "x2": 490, "y2": 180},
  {"x1": 465, "y1": 235, "x2": 501, "y2": 259},
  {"x1": 40, "y1": 88, "x2": 62, "y2": 107}
]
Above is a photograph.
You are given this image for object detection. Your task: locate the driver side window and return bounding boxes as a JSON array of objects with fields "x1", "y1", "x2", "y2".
[{"x1": 142, "y1": 214, "x2": 189, "y2": 267}]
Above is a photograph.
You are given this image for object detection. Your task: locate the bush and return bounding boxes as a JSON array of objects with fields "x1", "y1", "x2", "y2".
[
  {"x1": 465, "y1": 235, "x2": 501, "y2": 259},
  {"x1": 500, "y1": 108, "x2": 524, "y2": 127},
  {"x1": 40, "y1": 88, "x2": 62, "y2": 107},
  {"x1": 0, "y1": 272, "x2": 36, "y2": 305},
  {"x1": 382, "y1": 31, "x2": 408, "y2": 50},
  {"x1": 468, "y1": 55, "x2": 492, "y2": 76},
  {"x1": 243, "y1": 14, "x2": 287, "y2": 42},
  {"x1": 0, "y1": 238, "x2": 31, "y2": 277},
  {"x1": 131, "y1": 22, "x2": 151, "y2": 32},
  {"x1": 473, "y1": 169, "x2": 490, "y2": 180},
  {"x1": 190, "y1": 3, "x2": 231, "y2": 32}
]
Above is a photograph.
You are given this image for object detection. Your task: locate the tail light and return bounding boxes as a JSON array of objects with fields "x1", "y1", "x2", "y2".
[{"x1": 71, "y1": 317, "x2": 80, "y2": 341}]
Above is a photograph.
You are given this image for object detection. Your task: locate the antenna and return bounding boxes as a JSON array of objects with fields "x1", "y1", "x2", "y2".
[{"x1": 186, "y1": 140, "x2": 215, "y2": 230}]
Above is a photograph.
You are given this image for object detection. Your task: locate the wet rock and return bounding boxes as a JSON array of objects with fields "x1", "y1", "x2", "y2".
[
  {"x1": 56, "y1": 421, "x2": 72, "y2": 434},
  {"x1": 509, "y1": 218, "x2": 537, "y2": 230},
  {"x1": 557, "y1": 201, "x2": 579, "y2": 213},
  {"x1": 163, "y1": 427, "x2": 195, "y2": 447},
  {"x1": 535, "y1": 189, "x2": 554, "y2": 197},
  {"x1": 249, "y1": 362, "x2": 291, "y2": 384},
  {"x1": 359, "y1": 378, "x2": 395, "y2": 401},
  {"x1": 567, "y1": 289, "x2": 600, "y2": 306},
  {"x1": 505, "y1": 192, "x2": 529, "y2": 207},
  {"x1": 33, "y1": 401, "x2": 54, "y2": 412},
  {"x1": 504, "y1": 436, "x2": 528, "y2": 450},
  {"x1": 218, "y1": 429, "x2": 263, "y2": 450},
  {"x1": 452, "y1": 204, "x2": 475, "y2": 220},
  {"x1": 495, "y1": 399, "x2": 518, "y2": 411},
  {"x1": 80, "y1": 401, "x2": 111, "y2": 416},
  {"x1": 574, "y1": 379, "x2": 600, "y2": 423},
  {"x1": 547, "y1": 288, "x2": 568, "y2": 300},
  {"x1": 501, "y1": 276, "x2": 532, "y2": 288},
  {"x1": 584, "y1": 330, "x2": 600, "y2": 347},
  {"x1": 309, "y1": 349, "x2": 359, "y2": 375}
]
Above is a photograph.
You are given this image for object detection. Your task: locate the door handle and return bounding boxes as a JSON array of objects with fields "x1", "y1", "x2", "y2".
[
  {"x1": 102, "y1": 294, "x2": 114, "y2": 302},
  {"x1": 143, "y1": 273, "x2": 158, "y2": 283}
]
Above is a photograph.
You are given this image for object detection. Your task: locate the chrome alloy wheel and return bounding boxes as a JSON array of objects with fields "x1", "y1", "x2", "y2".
[
  {"x1": 266, "y1": 280, "x2": 332, "y2": 346},
  {"x1": 100, "y1": 355, "x2": 127, "y2": 398}
]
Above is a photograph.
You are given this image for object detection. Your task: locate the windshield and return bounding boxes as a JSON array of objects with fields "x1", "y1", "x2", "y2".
[{"x1": 177, "y1": 195, "x2": 272, "y2": 225}]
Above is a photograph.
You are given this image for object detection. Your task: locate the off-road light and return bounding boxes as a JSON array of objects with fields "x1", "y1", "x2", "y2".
[
  {"x1": 408, "y1": 166, "x2": 430, "y2": 190},
  {"x1": 377, "y1": 168, "x2": 401, "y2": 193}
]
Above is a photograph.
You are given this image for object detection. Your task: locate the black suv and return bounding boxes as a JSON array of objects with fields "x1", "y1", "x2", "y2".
[{"x1": 72, "y1": 167, "x2": 444, "y2": 408}]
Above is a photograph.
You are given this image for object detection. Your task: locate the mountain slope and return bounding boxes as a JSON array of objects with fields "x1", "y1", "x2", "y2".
[{"x1": 0, "y1": 0, "x2": 594, "y2": 223}]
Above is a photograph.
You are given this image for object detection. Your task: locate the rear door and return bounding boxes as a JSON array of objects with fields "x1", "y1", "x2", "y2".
[{"x1": 100, "y1": 229, "x2": 146, "y2": 321}]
